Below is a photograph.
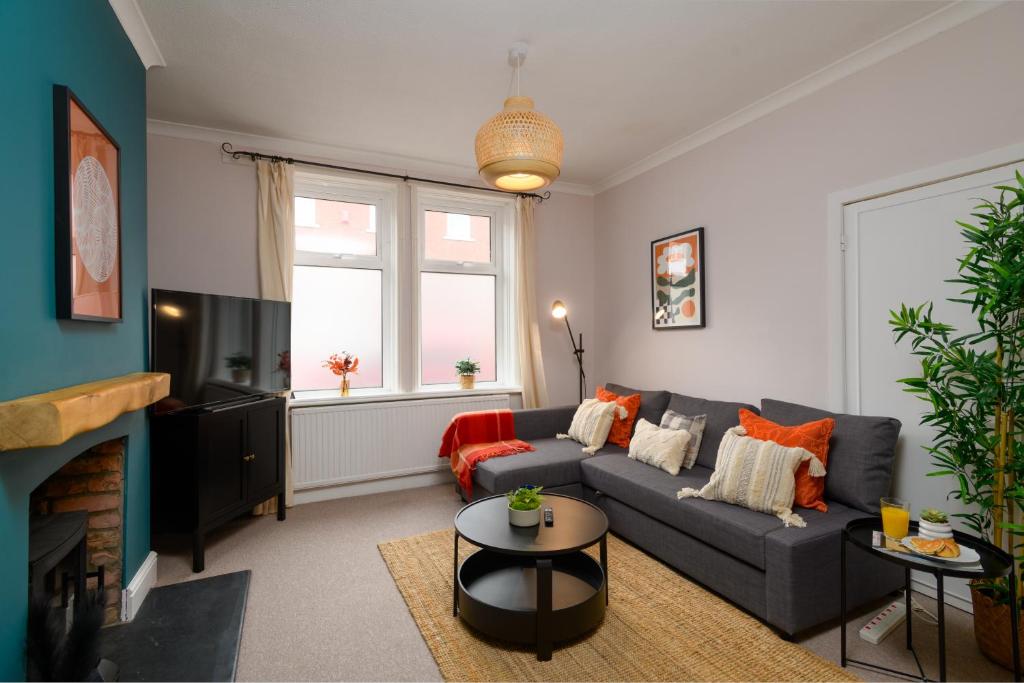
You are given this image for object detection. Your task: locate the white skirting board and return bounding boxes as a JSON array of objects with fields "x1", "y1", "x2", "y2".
[
  {"x1": 121, "y1": 550, "x2": 158, "y2": 622},
  {"x1": 911, "y1": 573, "x2": 973, "y2": 615}
]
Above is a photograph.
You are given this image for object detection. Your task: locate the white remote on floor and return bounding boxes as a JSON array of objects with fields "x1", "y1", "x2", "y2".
[{"x1": 859, "y1": 601, "x2": 906, "y2": 645}]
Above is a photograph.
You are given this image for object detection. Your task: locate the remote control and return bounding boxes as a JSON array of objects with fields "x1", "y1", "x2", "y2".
[{"x1": 544, "y1": 508, "x2": 554, "y2": 526}]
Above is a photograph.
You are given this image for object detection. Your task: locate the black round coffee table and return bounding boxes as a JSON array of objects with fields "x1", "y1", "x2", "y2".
[
  {"x1": 453, "y1": 493, "x2": 609, "y2": 661},
  {"x1": 841, "y1": 517, "x2": 1019, "y2": 682}
]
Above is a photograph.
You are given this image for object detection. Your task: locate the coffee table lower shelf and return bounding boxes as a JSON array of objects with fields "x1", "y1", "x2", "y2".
[{"x1": 456, "y1": 549, "x2": 606, "y2": 660}]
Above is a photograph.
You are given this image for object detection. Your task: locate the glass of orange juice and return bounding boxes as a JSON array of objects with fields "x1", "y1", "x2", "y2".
[{"x1": 880, "y1": 497, "x2": 911, "y2": 540}]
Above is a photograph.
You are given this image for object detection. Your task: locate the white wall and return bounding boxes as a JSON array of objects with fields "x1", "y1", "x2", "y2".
[
  {"x1": 591, "y1": 2, "x2": 1024, "y2": 409},
  {"x1": 146, "y1": 133, "x2": 595, "y2": 406}
]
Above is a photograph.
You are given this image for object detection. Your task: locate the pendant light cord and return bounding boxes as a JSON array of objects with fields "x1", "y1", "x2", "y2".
[
  {"x1": 515, "y1": 53, "x2": 521, "y2": 96},
  {"x1": 507, "y1": 52, "x2": 523, "y2": 98}
]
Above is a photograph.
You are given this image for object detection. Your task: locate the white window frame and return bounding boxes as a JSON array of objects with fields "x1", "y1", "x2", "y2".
[
  {"x1": 292, "y1": 171, "x2": 399, "y2": 394},
  {"x1": 411, "y1": 185, "x2": 517, "y2": 391}
]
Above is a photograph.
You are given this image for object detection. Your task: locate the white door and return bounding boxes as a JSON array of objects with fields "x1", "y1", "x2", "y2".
[{"x1": 842, "y1": 161, "x2": 1022, "y2": 608}]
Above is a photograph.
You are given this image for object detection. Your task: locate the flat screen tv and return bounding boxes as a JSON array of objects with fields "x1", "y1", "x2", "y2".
[{"x1": 151, "y1": 288, "x2": 291, "y2": 414}]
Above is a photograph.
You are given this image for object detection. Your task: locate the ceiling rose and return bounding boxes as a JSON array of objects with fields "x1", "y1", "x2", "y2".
[{"x1": 475, "y1": 43, "x2": 563, "y2": 192}]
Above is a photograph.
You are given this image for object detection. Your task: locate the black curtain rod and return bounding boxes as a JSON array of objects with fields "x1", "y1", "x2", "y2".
[{"x1": 221, "y1": 142, "x2": 551, "y2": 203}]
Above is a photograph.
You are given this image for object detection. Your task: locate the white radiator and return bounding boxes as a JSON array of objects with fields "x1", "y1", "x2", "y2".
[{"x1": 291, "y1": 394, "x2": 511, "y2": 491}]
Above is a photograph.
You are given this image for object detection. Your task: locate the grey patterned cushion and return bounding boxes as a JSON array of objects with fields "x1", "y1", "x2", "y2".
[
  {"x1": 666, "y1": 394, "x2": 759, "y2": 469},
  {"x1": 659, "y1": 410, "x2": 706, "y2": 470}
]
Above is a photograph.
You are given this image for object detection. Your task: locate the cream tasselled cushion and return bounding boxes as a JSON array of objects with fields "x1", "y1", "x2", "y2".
[
  {"x1": 628, "y1": 418, "x2": 692, "y2": 475},
  {"x1": 677, "y1": 426, "x2": 826, "y2": 527},
  {"x1": 557, "y1": 398, "x2": 625, "y2": 454}
]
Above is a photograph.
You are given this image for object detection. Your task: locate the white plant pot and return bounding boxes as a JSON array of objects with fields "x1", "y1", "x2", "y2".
[
  {"x1": 918, "y1": 519, "x2": 953, "y2": 539},
  {"x1": 508, "y1": 506, "x2": 541, "y2": 527}
]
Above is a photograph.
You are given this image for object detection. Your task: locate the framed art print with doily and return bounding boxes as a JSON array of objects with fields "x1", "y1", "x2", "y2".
[
  {"x1": 651, "y1": 227, "x2": 705, "y2": 329},
  {"x1": 54, "y1": 85, "x2": 122, "y2": 322}
]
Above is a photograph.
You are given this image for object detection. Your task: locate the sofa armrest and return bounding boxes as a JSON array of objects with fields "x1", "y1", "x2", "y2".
[
  {"x1": 764, "y1": 508, "x2": 903, "y2": 635},
  {"x1": 513, "y1": 405, "x2": 577, "y2": 441}
]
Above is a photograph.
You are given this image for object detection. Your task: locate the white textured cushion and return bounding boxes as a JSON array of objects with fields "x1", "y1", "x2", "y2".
[
  {"x1": 628, "y1": 418, "x2": 692, "y2": 475},
  {"x1": 557, "y1": 398, "x2": 622, "y2": 454},
  {"x1": 677, "y1": 426, "x2": 826, "y2": 527},
  {"x1": 659, "y1": 410, "x2": 706, "y2": 469}
]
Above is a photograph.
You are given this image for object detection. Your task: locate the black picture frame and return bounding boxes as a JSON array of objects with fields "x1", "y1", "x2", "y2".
[
  {"x1": 54, "y1": 84, "x2": 123, "y2": 323},
  {"x1": 650, "y1": 227, "x2": 706, "y2": 329}
]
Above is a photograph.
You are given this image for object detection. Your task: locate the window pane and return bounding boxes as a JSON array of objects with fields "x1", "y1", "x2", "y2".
[
  {"x1": 295, "y1": 197, "x2": 376, "y2": 256},
  {"x1": 420, "y1": 272, "x2": 495, "y2": 384},
  {"x1": 424, "y1": 211, "x2": 490, "y2": 263},
  {"x1": 292, "y1": 266, "x2": 382, "y2": 390}
]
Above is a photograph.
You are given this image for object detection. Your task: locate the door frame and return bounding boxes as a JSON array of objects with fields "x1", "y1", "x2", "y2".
[{"x1": 825, "y1": 142, "x2": 1024, "y2": 414}]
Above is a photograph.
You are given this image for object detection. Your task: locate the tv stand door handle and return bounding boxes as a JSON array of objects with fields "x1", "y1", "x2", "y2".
[{"x1": 243, "y1": 453, "x2": 255, "y2": 462}]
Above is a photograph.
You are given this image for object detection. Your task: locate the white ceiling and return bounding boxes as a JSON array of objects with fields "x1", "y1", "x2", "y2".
[{"x1": 140, "y1": 0, "x2": 953, "y2": 189}]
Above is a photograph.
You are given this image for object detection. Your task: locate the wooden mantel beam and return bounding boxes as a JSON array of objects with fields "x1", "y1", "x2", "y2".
[{"x1": 0, "y1": 372, "x2": 170, "y2": 452}]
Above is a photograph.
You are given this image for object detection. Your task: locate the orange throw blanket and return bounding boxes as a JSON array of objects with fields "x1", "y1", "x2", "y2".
[{"x1": 438, "y1": 409, "x2": 535, "y2": 496}]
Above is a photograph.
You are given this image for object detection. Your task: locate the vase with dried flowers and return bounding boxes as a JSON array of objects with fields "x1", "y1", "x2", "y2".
[{"x1": 324, "y1": 352, "x2": 359, "y2": 396}]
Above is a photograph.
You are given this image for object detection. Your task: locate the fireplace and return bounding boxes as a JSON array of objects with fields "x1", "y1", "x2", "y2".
[
  {"x1": 30, "y1": 437, "x2": 126, "y2": 625},
  {"x1": 0, "y1": 371, "x2": 169, "y2": 681}
]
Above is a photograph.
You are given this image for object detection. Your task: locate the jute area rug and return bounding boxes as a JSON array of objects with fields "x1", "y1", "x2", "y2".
[{"x1": 379, "y1": 529, "x2": 856, "y2": 682}]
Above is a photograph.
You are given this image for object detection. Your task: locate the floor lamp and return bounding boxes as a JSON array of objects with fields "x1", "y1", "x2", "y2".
[{"x1": 551, "y1": 300, "x2": 586, "y2": 403}]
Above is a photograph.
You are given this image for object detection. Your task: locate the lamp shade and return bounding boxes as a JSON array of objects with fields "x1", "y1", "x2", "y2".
[
  {"x1": 475, "y1": 96, "x2": 563, "y2": 191},
  {"x1": 551, "y1": 300, "x2": 567, "y2": 319}
]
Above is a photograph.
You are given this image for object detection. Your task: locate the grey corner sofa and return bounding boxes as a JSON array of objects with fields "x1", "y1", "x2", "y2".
[{"x1": 465, "y1": 383, "x2": 905, "y2": 637}]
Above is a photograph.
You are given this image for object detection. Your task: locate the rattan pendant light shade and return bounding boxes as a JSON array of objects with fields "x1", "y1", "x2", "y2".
[{"x1": 475, "y1": 48, "x2": 563, "y2": 191}]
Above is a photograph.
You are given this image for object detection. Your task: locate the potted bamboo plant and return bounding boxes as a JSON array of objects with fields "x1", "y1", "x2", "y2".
[{"x1": 890, "y1": 173, "x2": 1024, "y2": 670}]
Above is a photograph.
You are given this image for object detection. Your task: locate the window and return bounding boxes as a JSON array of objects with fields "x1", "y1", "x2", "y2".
[
  {"x1": 290, "y1": 175, "x2": 396, "y2": 393},
  {"x1": 415, "y1": 189, "x2": 515, "y2": 388},
  {"x1": 290, "y1": 176, "x2": 515, "y2": 398}
]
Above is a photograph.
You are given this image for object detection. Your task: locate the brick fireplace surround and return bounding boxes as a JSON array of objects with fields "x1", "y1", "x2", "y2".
[{"x1": 30, "y1": 438, "x2": 126, "y2": 625}]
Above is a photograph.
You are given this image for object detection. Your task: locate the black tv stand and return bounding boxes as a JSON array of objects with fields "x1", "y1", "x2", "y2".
[{"x1": 150, "y1": 395, "x2": 286, "y2": 572}]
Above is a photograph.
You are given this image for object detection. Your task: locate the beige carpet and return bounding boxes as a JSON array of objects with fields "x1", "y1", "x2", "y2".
[
  {"x1": 152, "y1": 483, "x2": 1014, "y2": 681},
  {"x1": 379, "y1": 528, "x2": 857, "y2": 682}
]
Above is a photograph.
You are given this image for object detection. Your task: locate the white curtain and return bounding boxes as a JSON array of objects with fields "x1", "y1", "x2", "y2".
[
  {"x1": 256, "y1": 159, "x2": 295, "y2": 302},
  {"x1": 254, "y1": 159, "x2": 295, "y2": 516},
  {"x1": 515, "y1": 196, "x2": 549, "y2": 409}
]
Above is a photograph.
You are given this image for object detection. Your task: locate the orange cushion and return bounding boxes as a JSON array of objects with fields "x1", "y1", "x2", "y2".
[
  {"x1": 738, "y1": 408, "x2": 835, "y2": 513},
  {"x1": 596, "y1": 386, "x2": 641, "y2": 448}
]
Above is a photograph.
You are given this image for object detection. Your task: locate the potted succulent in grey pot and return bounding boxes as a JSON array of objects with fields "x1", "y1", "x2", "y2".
[{"x1": 507, "y1": 485, "x2": 544, "y2": 527}]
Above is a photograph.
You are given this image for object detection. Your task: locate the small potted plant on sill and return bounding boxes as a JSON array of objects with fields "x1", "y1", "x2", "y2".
[
  {"x1": 324, "y1": 352, "x2": 359, "y2": 396},
  {"x1": 507, "y1": 485, "x2": 544, "y2": 527},
  {"x1": 455, "y1": 357, "x2": 481, "y2": 390},
  {"x1": 919, "y1": 508, "x2": 954, "y2": 540},
  {"x1": 225, "y1": 352, "x2": 252, "y2": 384}
]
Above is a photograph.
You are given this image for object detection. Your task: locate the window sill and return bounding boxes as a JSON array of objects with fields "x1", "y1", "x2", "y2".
[{"x1": 289, "y1": 385, "x2": 522, "y2": 409}]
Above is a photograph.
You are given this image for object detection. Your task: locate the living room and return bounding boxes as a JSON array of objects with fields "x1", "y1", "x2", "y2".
[{"x1": 2, "y1": 0, "x2": 1023, "y2": 681}]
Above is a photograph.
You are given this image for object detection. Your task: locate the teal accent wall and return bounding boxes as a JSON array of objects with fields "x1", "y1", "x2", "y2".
[{"x1": 0, "y1": 1, "x2": 148, "y2": 678}]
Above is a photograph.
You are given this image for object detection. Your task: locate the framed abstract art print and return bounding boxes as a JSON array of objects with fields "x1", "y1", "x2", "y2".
[
  {"x1": 651, "y1": 227, "x2": 705, "y2": 329},
  {"x1": 54, "y1": 85, "x2": 122, "y2": 322}
]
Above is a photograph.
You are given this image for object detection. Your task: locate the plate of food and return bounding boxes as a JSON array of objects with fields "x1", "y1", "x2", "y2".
[{"x1": 901, "y1": 536, "x2": 980, "y2": 564}]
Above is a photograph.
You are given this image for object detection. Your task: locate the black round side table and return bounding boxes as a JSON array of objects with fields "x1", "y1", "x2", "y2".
[
  {"x1": 841, "y1": 517, "x2": 1020, "y2": 682},
  {"x1": 453, "y1": 493, "x2": 609, "y2": 661}
]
